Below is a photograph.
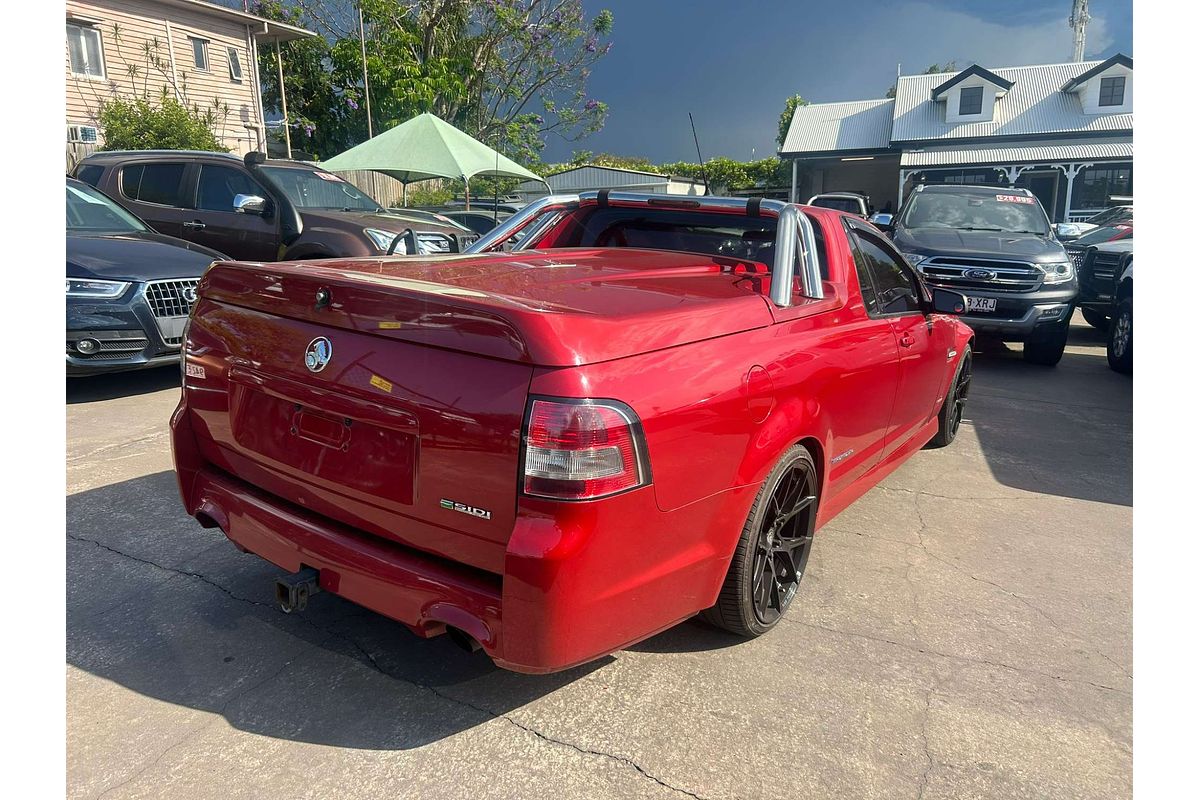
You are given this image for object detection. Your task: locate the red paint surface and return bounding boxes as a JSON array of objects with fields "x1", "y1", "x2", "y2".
[{"x1": 172, "y1": 206, "x2": 973, "y2": 673}]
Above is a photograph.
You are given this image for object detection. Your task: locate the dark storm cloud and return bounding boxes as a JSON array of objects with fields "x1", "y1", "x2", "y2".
[{"x1": 547, "y1": 0, "x2": 1131, "y2": 162}]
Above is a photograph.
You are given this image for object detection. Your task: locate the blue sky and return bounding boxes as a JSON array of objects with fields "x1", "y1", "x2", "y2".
[{"x1": 546, "y1": 0, "x2": 1133, "y2": 163}]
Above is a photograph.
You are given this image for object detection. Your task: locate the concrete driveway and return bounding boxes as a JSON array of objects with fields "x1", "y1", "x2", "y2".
[{"x1": 66, "y1": 313, "x2": 1131, "y2": 800}]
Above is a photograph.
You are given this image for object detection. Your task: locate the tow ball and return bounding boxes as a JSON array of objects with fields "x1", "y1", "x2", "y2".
[{"x1": 275, "y1": 567, "x2": 321, "y2": 613}]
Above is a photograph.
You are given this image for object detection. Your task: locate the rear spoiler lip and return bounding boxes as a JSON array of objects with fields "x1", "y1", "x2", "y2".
[{"x1": 199, "y1": 257, "x2": 775, "y2": 367}]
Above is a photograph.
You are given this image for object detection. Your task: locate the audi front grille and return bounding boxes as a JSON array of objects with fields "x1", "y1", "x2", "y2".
[{"x1": 143, "y1": 278, "x2": 201, "y2": 347}]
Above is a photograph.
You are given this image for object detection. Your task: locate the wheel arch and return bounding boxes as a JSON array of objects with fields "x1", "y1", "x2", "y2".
[{"x1": 792, "y1": 435, "x2": 826, "y2": 503}]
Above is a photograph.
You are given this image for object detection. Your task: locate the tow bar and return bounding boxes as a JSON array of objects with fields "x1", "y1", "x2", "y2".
[{"x1": 275, "y1": 567, "x2": 321, "y2": 613}]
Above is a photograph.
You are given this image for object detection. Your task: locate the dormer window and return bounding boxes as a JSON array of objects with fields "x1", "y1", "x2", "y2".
[
  {"x1": 930, "y1": 65, "x2": 1013, "y2": 123},
  {"x1": 1060, "y1": 54, "x2": 1132, "y2": 114},
  {"x1": 1099, "y1": 76, "x2": 1125, "y2": 107},
  {"x1": 959, "y1": 86, "x2": 984, "y2": 115}
]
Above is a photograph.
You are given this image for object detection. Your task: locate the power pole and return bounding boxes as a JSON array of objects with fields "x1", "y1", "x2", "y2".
[
  {"x1": 358, "y1": 3, "x2": 373, "y2": 138},
  {"x1": 275, "y1": 39, "x2": 292, "y2": 159},
  {"x1": 1069, "y1": 0, "x2": 1091, "y2": 62}
]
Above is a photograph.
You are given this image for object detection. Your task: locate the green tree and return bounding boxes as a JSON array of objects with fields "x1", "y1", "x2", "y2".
[
  {"x1": 254, "y1": 1, "x2": 614, "y2": 164},
  {"x1": 98, "y1": 90, "x2": 228, "y2": 151},
  {"x1": 776, "y1": 94, "x2": 808, "y2": 150},
  {"x1": 885, "y1": 62, "x2": 958, "y2": 98}
]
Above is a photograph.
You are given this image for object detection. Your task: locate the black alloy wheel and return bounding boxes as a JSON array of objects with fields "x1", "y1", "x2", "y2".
[
  {"x1": 749, "y1": 461, "x2": 818, "y2": 625},
  {"x1": 703, "y1": 445, "x2": 819, "y2": 636},
  {"x1": 928, "y1": 349, "x2": 972, "y2": 448},
  {"x1": 1107, "y1": 300, "x2": 1132, "y2": 374}
]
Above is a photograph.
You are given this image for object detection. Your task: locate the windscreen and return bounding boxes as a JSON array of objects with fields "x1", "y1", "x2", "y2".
[
  {"x1": 258, "y1": 166, "x2": 382, "y2": 212},
  {"x1": 66, "y1": 182, "x2": 147, "y2": 233},
  {"x1": 900, "y1": 191, "x2": 1050, "y2": 235},
  {"x1": 1073, "y1": 224, "x2": 1131, "y2": 245},
  {"x1": 1086, "y1": 206, "x2": 1133, "y2": 227},
  {"x1": 811, "y1": 197, "x2": 862, "y2": 214}
]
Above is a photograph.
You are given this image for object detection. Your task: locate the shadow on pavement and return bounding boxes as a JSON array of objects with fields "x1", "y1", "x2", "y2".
[
  {"x1": 67, "y1": 366, "x2": 181, "y2": 405},
  {"x1": 67, "y1": 471, "x2": 608, "y2": 750},
  {"x1": 966, "y1": 318, "x2": 1132, "y2": 506}
]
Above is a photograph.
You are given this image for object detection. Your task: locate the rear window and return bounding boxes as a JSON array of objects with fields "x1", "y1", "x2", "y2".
[
  {"x1": 811, "y1": 197, "x2": 863, "y2": 214},
  {"x1": 548, "y1": 208, "x2": 777, "y2": 263},
  {"x1": 121, "y1": 163, "x2": 186, "y2": 206},
  {"x1": 541, "y1": 206, "x2": 828, "y2": 278}
]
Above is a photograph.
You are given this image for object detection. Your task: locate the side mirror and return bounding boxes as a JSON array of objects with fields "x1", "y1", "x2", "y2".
[
  {"x1": 929, "y1": 287, "x2": 968, "y2": 315},
  {"x1": 233, "y1": 194, "x2": 268, "y2": 216}
]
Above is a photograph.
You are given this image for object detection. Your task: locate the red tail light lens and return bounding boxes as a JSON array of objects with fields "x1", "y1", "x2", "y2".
[{"x1": 522, "y1": 398, "x2": 649, "y2": 500}]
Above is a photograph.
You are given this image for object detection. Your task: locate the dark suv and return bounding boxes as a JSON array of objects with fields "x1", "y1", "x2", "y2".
[
  {"x1": 887, "y1": 184, "x2": 1077, "y2": 366},
  {"x1": 74, "y1": 150, "x2": 474, "y2": 261}
]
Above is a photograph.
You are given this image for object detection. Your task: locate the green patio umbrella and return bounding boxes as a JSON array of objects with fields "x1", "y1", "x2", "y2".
[{"x1": 321, "y1": 112, "x2": 546, "y2": 208}]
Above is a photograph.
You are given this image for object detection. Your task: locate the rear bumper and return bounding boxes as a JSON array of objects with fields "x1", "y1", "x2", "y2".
[
  {"x1": 171, "y1": 401, "x2": 746, "y2": 673},
  {"x1": 187, "y1": 466, "x2": 506, "y2": 649}
]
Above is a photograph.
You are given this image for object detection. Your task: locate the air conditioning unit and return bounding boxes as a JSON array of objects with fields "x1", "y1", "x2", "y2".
[{"x1": 67, "y1": 124, "x2": 99, "y2": 143}]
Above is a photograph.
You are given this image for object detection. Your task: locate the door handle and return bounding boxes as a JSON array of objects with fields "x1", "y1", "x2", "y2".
[
  {"x1": 183, "y1": 220, "x2": 207, "y2": 230},
  {"x1": 899, "y1": 332, "x2": 916, "y2": 348}
]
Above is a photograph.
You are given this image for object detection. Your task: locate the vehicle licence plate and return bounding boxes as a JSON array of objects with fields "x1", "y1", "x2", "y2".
[{"x1": 966, "y1": 297, "x2": 997, "y2": 313}]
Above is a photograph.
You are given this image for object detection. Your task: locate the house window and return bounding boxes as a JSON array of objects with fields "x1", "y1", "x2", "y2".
[
  {"x1": 1074, "y1": 165, "x2": 1132, "y2": 209},
  {"x1": 227, "y1": 47, "x2": 243, "y2": 82},
  {"x1": 942, "y1": 170, "x2": 995, "y2": 185},
  {"x1": 1098, "y1": 76, "x2": 1126, "y2": 107},
  {"x1": 66, "y1": 23, "x2": 105, "y2": 78},
  {"x1": 958, "y1": 86, "x2": 983, "y2": 115},
  {"x1": 191, "y1": 37, "x2": 209, "y2": 71}
]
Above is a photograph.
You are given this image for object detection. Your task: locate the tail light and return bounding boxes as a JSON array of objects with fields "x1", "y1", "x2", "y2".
[{"x1": 521, "y1": 398, "x2": 650, "y2": 500}]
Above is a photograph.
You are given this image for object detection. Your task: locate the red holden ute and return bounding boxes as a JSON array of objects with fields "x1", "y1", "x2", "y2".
[{"x1": 172, "y1": 192, "x2": 974, "y2": 673}]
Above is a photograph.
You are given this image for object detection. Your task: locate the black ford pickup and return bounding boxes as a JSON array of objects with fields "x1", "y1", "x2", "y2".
[{"x1": 886, "y1": 184, "x2": 1077, "y2": 366}]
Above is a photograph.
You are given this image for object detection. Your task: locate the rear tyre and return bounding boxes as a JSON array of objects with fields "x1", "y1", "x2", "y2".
[
  {"x1": 702, "y1": 445, "x2": 818, "y2": 637},
  {"x1": 1107, "y1": 299, "x2": 1132, "y2": 374},
  {"x1": 926, "y1": 349, "x2": 972, "y2": 448},
  {"x1": 1023, "y1": 322, "x2": 1069, "y2": 366},
  {"x1": 1081, "y1": 308, "x2": 1110, "y2": 330}
]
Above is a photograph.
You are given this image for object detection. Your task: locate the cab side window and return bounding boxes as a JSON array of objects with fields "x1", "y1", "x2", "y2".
[
  {"x1": 196, "y1": 164, "x2": 263, "y2": 212},
  {"x1": 849, "y1": 228, "x2": 922, "y2": 315},
  {"x1": 846, "y1": 230, "x2": 879, "y2": 315},
  {"x1": 120, "y1": 162, "x2": 187, "y2": 206}
]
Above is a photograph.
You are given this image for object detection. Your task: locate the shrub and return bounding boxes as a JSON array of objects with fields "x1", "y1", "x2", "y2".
[{"x1": 98, "y1": 91, "x2": 227, "y2": 152}]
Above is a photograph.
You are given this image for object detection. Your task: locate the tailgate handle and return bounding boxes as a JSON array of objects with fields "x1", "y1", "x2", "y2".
[{"x1": 290, "y1": 409, "x2": 351, "y2": 450}]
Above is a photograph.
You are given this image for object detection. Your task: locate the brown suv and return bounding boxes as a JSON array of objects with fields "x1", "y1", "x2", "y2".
[{"x1": 74, "y1": 150, "x2": 475, "y2": 260}]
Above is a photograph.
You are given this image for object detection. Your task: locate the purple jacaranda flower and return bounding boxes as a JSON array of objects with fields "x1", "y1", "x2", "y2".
[
  {"x1": 533, "y1": 115, "x2": 544, "y2": 125},
  {"x1": 585, "y1": 36, "x2": 597, "y2": 53},
  {"x1": 585, "y1": 99, "x2": 600, "y2": 111},
  {"x1": 347, "y1": 97, "x2": 359, "y2": 110}
]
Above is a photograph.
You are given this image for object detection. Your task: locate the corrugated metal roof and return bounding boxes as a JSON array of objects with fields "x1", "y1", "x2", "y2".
[
  {"x1": 891, "y1": 61, "x2": 1133, "y2": 142},
  {"x1": 900, "y1": 140, "x2": 1132, "y2": 167},
  {"x1": 780, "y1": 99, "x2": 895, "y2": 155},
  {"x1": 515, "y1": 164, "x2": 705, "y2": 193}
]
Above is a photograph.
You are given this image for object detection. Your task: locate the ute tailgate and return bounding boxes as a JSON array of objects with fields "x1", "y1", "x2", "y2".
[{"x1": 183, "y1": 263, "x2": 535, "y2": 575}]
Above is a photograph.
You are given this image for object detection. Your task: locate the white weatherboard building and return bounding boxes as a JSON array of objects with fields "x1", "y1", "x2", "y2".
[
  {"x1": 515, "y1": 164, "x2": 707, "y2": 202},
  {"x1": 780, "y1": 55, "x2": 1132, "y2": 222}
]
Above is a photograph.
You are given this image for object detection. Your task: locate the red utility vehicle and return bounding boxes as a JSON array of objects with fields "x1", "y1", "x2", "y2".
[{"x1": 172, "y1": 192, "x2": 974, "y2": 673}]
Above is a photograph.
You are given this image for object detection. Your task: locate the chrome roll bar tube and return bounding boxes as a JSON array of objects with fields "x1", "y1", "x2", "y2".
[
  {"x1": 464, "y1": 194, "x2": 580, "y2": 254},
  {"x1": 464, "y1": 191, "x2": 824, "y2": 306}
]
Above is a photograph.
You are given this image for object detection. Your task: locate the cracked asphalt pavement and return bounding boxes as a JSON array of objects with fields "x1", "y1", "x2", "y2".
[{"x1": 67, "y1": 312, "x2": 1131, "y2": 799}]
